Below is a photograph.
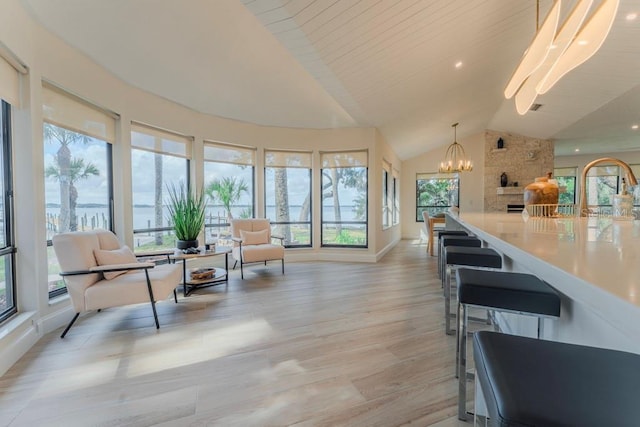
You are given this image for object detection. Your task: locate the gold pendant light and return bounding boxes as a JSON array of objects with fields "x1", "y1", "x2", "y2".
[{"x1": 439, "y1": 123, "x2": 473, "y2": 174}]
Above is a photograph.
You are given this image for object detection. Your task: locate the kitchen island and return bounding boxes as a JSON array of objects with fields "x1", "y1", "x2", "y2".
[{"x1": 447, "y1": 211, "x2": 640, "y2": 354}]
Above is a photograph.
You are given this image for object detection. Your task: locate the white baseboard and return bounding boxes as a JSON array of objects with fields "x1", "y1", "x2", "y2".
[
  {"x1": 38, "y1": 304, "x2": 75, "y2": 335},
  {"x1": 375, "y1": 238, "x2": 400, "y2": 261},
  {"x1": 0, "y1": 312, "x2": 40, "y2": 376}
]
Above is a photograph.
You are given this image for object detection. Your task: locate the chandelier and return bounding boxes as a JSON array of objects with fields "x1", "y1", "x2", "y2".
[
  {"x1": 505, "y1": 0, "x2": 619, "y2": 115},
  {"x1": 438, "y1": 123, "x2": 472, "y2": 173}
]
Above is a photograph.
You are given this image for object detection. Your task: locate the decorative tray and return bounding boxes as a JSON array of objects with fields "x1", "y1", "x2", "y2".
[{"x1": 190, "y1": 268, "x2": 216, "y2": 280}]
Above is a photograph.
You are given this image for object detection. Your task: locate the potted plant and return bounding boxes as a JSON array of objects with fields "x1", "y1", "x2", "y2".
[{"x1": 166, "y1": 182, "x2": 206, "y2": 249}]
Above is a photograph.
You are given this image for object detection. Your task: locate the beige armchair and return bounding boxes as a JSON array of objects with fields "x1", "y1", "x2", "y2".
[
  {"x1": 52, "y1": 229, "x2": 181, "y2": 338},
  {"x1": 230, "y1": 218, "x2": 285, "y2": 279}
]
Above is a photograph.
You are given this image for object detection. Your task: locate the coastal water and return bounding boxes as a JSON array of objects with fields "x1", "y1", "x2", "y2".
[{"x1": 46, "y1": 204, "x2": 360, "y2": 232}]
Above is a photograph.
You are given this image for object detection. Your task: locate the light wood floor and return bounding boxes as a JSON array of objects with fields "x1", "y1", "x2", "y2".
[{"x1": 1, "y1": 240, "x2": 476, "y2": 427}]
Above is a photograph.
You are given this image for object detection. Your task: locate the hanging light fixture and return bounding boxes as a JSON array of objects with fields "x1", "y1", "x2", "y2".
[
  {"x1": 439, "y1": 123, "x2": 472, "y2": 173},
  {"x1": 505, "y1": 0, "x2": 619, "y2": 115}
]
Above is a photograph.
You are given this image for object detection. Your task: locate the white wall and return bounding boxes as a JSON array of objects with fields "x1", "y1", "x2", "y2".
[
  {"x1": 0, "y1": 0, "x2": 403, "y2": 375},
  {"x1": 373, "y1": 129, "x2": 402, "y2": 257},
  {"x1": 400, "y1": 132, "x2": 485, "y2": 239}
]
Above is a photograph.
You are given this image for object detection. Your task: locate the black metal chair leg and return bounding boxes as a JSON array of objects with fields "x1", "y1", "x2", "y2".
[
  {"x1": 233, "y1": 260, "x2": 238, "y2": 269},
  {"x1": 240, "y1": 261, "x2": 244, "y2": 279},
  {"x1": 145, "y1": 270, "x2": 160, "y2": 329},
  {"x1": 281, "y1": 259, "x2": 284, "y2": 274},
  {"x1": 173, "y1": 289, "x2": 178, "y2": 303},
  {"x1": 60, "y1": 313, "x2": 80, "y2": 338}
]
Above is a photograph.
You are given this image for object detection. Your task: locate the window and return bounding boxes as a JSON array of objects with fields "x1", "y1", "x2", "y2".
[
  {"x1": 320, "y1": 150, "x2": 368, "y2": 247},
  {"x1": 382, "y1": 160, "x2": 390, "y2": 229},
  {"x1": 131, "y1": 123, "x2": 191, "y2": 251},
  {"x1": 0, "y1": 100, "x2": 16, "y2": 322},
  {"x1": 554, "y1": 167, "x2": 577, "y2": 204},
  {"x1": 630, "y1": 165, "x2": 640, "y2": 207},
  {"x1": 416, "y1": 173, "x2": 459, "y2": 221},
  {"x1": 42, "y1": 83, "x2": 114, "y2": 298},
  {"x1": 264, "y1": 150, "x2": 312, "y2": 247},
  {"x1": 204, "y1": 141, "x2": 255, "y2": 246},
  {"x1": 584, "y1": 165, "x2": 620, "y2": 212},
  {"x1": 392, "y1": 169, "x2": 400, "y2": 226}
]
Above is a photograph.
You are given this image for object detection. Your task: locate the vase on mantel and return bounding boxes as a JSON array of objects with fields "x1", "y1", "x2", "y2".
[{"x1": 500, "y1": 172, "x2": 508, "y2": 187}]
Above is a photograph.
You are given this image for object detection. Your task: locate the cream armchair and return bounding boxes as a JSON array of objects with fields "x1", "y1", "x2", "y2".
[
  {"x1": 230, "y1": 218, "x2": 285, "y2": 279},
  {"x1": 52, "y1": 229, "x2": 181, "y2": 338}
]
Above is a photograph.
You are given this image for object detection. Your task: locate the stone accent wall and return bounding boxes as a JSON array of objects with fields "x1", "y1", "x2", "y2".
[{"x1": 484, "y1": 130, "x2": 554, "y2": 212}]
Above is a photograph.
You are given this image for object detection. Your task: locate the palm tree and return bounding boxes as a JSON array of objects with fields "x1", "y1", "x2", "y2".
[
  {"x1": 44, "y1": 124, "x2": 90, "y2": 233},
  {"x1": 205, "y1": 177, "x2": 249, "y2": 222},
  {"x1": 154, "y1": 152, "x2": 163, "y2": 245},
  {"x1": 45, "y1": 157, "x2": 99, "y2": 231},
  {"x1": 274, "y1": 168, "x2": 291, "y2": 243}
]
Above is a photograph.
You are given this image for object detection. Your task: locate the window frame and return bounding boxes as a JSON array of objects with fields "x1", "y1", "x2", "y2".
[
  {"x1": 264, "y1": 149, "x2": 313, "y2": 248},
  {"x1": 554, "y1": 167, "x2": 577, "y2": 205},
  {"x1": 0, "y1": 100, "x2": 16, "y2": 323},
  {"x1": 203, "y1": 141, "x2": 256, "y2": 246},
  {"x1": 43, "y1": 84, "x2": 115, "y2": 299},
  {"x1": 583, "y1": 166, "x2": 621, "y2": 211},
  {"x1": 382, "y1": 161, "x2": 390, "y2": 230},
  {"x1": 320, "y1": 150, "x2": 368, "y2": 249},
  {"x1": 392, "y1": 169, "x2": 400, "y2": 226},
  {"x1": 416, "y1": 173, "x2": 459, "y2": 221},
  {"x1": 130, "y1": 122, "x2": 192, "y2": 252}
]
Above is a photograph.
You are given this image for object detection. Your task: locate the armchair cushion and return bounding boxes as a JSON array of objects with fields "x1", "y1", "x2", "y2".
[
  {"x1": 94, "y1": 245, "x2": 138, "y2": 280},
  {"x1": 240, "y1": 229, "x2": 269, "y2": 245}
]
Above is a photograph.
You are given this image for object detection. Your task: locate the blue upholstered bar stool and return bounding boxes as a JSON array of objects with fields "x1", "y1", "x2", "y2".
[
  {"x1": 436, "y1": 231, "x2": 469, "y2": 279},
  {"x1": 473, "y1": 331, "x2": 640, "y2": 427},
  {"x1": 456, "y1": 269, "x2": 561, "y2": 421},
  {"x1": 439, "y1": 235, "x2": 481, "y2": 282},
  {"x1": 443, "y1": 246, "x2": 501, "y2": 335}
]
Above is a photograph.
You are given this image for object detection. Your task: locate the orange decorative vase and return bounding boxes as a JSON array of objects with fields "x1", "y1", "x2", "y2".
[{"x1": 523, "y1": 173, "x2": 559, "y2": 206}]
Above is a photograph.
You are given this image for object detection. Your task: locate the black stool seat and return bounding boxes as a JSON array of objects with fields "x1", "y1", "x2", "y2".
[
  {"x1": 438, "y1": 230, "x2": 468, "y2": 240},
  {"x1": 457, "y1": 269, "x2": 560, "y2": 317},
  {"x1": 445, "y1": 246, "x2": 501, "y2": 269},
  {"x1": 441, "y1": 236, "x2": 481, "y2": 248},
  {"x1": 439, "y1": 236, "x2": 481, "y2": 279},
  {"x1": 474, "y1": 331, "x2": 640, "y2": 427}
]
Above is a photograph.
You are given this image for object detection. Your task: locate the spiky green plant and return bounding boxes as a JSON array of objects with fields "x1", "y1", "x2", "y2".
[{"x1": 166, "y1": 183, "x2": 206, "y2": 241}]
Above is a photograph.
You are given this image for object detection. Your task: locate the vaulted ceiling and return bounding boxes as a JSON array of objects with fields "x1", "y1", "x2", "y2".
[{"x1": 21, "y1": 0, "x2": 640, "y2": 159}]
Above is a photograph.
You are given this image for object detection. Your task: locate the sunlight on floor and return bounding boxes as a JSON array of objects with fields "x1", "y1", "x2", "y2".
[
  {"x1": 126, "y1": 318, "x2": 274, "y2": 377},
  {"x1": 36, "y1": 359, "x2": 121, "y2": 398}
]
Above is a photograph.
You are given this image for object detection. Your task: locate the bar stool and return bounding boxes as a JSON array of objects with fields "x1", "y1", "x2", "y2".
[
  {"x1": 456, "y1": 268, "x2": 561, "y2": 421},
  {"x1": 473, "y1": 331, "x2": 640, "y2": 427},
  {"x1": 436, "y1": 231, "x2": 469, "y2": 279},
  {"x1": 443, "y1": 246, "x2": 501, "y2": 335},
  {"x1": 439, "y1": 235, "x2": 481, "y2": 281}
]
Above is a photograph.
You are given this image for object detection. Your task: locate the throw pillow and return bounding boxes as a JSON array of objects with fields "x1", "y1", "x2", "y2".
[
  {"x1": 94, "y1": 245, "x2": 138, "y2": 280},
  {"x1": 240, "y1": 229, "x2": 269, "y2": 245}
]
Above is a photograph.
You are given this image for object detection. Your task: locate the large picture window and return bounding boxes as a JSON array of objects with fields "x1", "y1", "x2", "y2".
[
  {"x1": 584, "y1": 166, "x2": 620, "y2": 212},
  {"x1": 321, "y1": 150, "x2": 368, "y2": 247},
  {"x1": 42, "y1": 83, "x2": 114, "y2": 298},
  {"x1": 204, "y1": 141, "x2": 255, "y2": 246},
  {"x1": 416, "y1": 173, "x2": 459, "y2": 221},
  {"x1": 265, "y1": 150, "x2": 312, "y2": 247},
  {"x1": 392, "y1": 169, "x2": 400, "y2": 226},
  {"x1": 382, "y1": 160, "x2": 390, "y2": 229},
  {"x1": 554, "y1": 167, "x2": 577, "y2": 205},
  {"x1": 0, "y1": 100, "x2": 16, "y2": 322},
  {"x1": 131, "y1": 123, "x2": 191, "y2": 251}
]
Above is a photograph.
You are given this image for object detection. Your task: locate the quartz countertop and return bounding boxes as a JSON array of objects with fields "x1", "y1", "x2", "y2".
[{"x1": 449, "y1": 211, "x2": 640, "y2": 343}]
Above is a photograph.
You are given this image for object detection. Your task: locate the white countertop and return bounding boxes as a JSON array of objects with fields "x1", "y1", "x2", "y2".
[{"x1": 449, "y1": 212, "x2": 640, "y2": 346}]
